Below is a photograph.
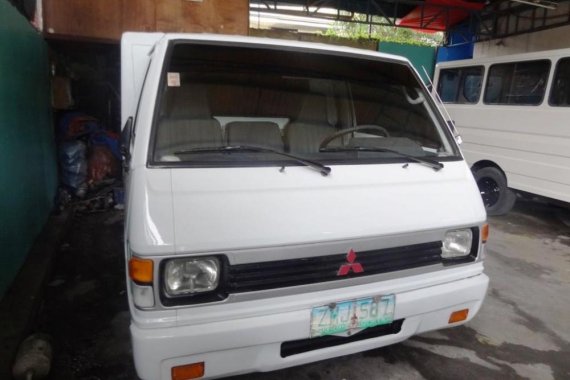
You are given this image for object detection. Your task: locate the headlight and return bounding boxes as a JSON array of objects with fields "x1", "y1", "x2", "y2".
[
  {"x1": 442, "y1": 229, "x2": 473, "y2": 259},
  {"x1": 164, "y1": 257, "x2": 220, "y2": 296}
]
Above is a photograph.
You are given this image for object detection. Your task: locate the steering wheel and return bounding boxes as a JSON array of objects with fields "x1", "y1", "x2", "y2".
[{"x1": 319, "y1": 125, "x2": 390, "y2": 150}]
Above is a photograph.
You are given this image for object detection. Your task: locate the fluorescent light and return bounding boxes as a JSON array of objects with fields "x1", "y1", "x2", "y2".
[{"x1": 510, "y1": 0, "x2": 558, "y2": 10}]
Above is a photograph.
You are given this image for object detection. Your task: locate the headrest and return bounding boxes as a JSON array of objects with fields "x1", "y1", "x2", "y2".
[
  {"x1": 297, "y1": 94, "x2": 338, "y2": 126},
  {"x1": 164, "y1": 84, "x2": 211, "y2": 119}
]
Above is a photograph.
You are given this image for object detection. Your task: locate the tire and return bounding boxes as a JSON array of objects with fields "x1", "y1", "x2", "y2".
[{"x1": 473, "y1": 166, "x2": 516, "y2": 216}]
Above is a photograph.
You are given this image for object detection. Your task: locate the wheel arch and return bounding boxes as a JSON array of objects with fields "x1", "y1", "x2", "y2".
[
  {"x1": 471, "y1": 160, "x2": 507, "y2": 183},
  {"x1": 471, "y1": 160, "x2": 516, "y2": 215}
]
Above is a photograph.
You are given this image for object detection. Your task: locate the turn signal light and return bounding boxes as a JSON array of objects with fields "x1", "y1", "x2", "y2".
[
  {"x1": 172, "y1": 362, "x2": 205, "y2": 380},
  {"x1": 482, "y1": 224, "x2": 489, "y2": 244},
  {"x1": 128, "y1": 257, "x2": 153, "y2": 284},
  {"x1": 449, "y1": 309, "x2": 469, "y2": 324}
]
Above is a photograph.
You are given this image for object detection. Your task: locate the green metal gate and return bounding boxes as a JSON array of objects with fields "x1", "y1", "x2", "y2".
[{"x1": 0, "y1": 1, "x2": 57, "y2": 298}]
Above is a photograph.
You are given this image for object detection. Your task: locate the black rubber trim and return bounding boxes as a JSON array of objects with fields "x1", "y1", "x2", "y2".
[{"x1": 280, "y1": 319, "x2": 404, "y2": 357}]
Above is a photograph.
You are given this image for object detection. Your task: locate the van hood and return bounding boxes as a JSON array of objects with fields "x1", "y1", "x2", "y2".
[{"x1": 127, "y1": 161, "x2": 486, "y2": 255}]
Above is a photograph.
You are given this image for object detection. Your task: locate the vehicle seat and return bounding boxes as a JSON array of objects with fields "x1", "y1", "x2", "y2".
[
  {"x1": 156, "y1": 119, "x2": 223, "y2": 151},
  {"x1": 156, "y1": 85, "x2": 223, "y2": 152},
  {"x1": 285, "y1": 94, "x2": 338, "y2": 154},
  {"x1": 226, "y1": 121, "x2": 283, "y2": 151}
]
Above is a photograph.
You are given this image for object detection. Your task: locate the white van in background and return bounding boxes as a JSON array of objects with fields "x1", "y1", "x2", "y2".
[
  {"x1": 121, "y1": 33, "x2": 489, "y2": 380},
  {"x1": 434, "y1": 49, "x2": 570, "y2": 215}
]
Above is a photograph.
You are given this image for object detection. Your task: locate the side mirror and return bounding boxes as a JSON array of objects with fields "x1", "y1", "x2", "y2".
[
  {"x1": 121, "y1": 117, "x2": 133, "y2": 169},
  {"x1": 447, "y1": 120, "x2": 462, "y2": 145}
]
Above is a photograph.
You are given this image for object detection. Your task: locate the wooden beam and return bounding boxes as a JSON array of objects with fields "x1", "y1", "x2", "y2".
[
  {"x1": 43, "y1": 0, "x2": 249, "y2": 41},
  {"x1": 179, "y1": 0, "x2": 249, "y2": 34},
  {"x1": 43, "y1": 0, "x2": 123, "y2": 40}
]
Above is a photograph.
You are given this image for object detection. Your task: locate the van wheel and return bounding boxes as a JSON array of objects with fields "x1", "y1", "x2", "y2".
[{"x1": 474, "y1": 167, "x2": 516, "y2": 216}]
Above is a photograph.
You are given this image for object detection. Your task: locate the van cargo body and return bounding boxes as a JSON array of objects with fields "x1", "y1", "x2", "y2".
[{"x1": 121, "y1": 33, "x2": 489, "y2": 380}]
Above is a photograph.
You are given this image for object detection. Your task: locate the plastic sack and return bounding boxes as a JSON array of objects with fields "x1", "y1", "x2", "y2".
[
  {"x1": 87, "y1": 145, "x2": 119, "y2": 186},
  {"x1": 58, "y1": 112, "x2": 99, "y2": 141},
  {"x1": 59, "y1": 140, "x2": 88, "y2": 196},
  {"x1": 89, "y1": 130, "x2": 121, "y2": 160}
]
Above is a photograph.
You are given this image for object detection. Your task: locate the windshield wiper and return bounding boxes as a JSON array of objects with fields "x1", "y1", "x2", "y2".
[
  {"x1": 174, "y1": 145, "x2": 332, "y2": 176},
  {"x1": 319, "y1": 146, "x2": 444, "y2": 171}
]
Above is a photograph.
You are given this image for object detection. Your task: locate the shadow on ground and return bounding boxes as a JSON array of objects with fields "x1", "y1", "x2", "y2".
[{"x1": 37, "y1": 210, "x2": 136, "y2": 380}]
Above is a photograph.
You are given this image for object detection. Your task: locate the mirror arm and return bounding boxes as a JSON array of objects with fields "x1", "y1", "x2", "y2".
[
  {"x1": 121, "y1": 117, "x2": 134, "y2": 171},
  {"x1": 447, "y1": 120, "x2": 462, "y2": 145}
]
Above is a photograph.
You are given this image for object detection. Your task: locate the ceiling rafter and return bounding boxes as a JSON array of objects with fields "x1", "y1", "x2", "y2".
[{"x1": 250, "y1": 0, "x2": 570, "y2": 44}]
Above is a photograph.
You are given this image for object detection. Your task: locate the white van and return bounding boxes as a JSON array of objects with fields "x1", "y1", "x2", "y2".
[
  {"x1": 121, "y1": 33, "x2": 489, "y2": 380},
  {"x1": 434, "y1": 49, "x2": 570, "y2": 215}
]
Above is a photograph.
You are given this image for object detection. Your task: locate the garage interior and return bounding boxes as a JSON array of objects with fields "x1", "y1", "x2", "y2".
[{"x1": 1, "y1": 0, "x2": 569, "y2": 379}]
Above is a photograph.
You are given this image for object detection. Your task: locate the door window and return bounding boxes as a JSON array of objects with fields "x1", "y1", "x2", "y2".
[
  {"x1": 437, "y1": 66, "x2": 483, "y2": 104},
  {"x1": 550, "y1": 58, "x2": 570, "y2": 106}
]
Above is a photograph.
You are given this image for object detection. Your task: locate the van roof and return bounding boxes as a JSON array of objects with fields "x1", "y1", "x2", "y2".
[
  {"x1": 130, "y1": 32, "x2": 411, "y2": 65},
  {"x1": 436, "y1": 47, "x2": 570, "y2": 68}
]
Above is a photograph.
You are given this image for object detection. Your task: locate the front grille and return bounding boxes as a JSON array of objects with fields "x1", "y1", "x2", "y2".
[
  {"x1": 227, "y1": 241, "x2": 443, "y2": 293},
  {"x1": 280, "y1": 319, "x2": 405, "y2": 357}
]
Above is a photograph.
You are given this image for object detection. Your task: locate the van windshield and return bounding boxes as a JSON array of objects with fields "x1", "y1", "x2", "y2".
[{"x1": 151, "y1": 43, "x2": 459, "y2": 166}]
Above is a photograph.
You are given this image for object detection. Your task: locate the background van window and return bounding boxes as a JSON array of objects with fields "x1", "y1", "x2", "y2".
[
  {"x1": 437, "y1": 66, "x2": 483, "y2": 104},
  {"x1": 550, "y1": 58, "x2": 570, "y2": 107},
  {"x1": 484, "y1": 60, "x2": 550, "y2": 105}
]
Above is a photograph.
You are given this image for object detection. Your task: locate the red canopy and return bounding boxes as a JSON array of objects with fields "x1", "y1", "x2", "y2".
[{"x1": 397, "y1": 0, "x2": 485, "y2": 33}]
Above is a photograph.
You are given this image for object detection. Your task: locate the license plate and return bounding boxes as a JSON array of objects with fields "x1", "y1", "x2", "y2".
[{"x1": 310, "y1": 295, "x2": 395, "y2": 338}]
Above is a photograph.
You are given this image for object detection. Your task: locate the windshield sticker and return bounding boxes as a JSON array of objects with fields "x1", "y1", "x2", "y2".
[{"x1": 167, "y1": 72, "x2": 180, "y2": 87}]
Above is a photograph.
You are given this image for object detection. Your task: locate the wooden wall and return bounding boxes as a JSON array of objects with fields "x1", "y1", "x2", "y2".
[{"x1": 43, "y1": 0, "x2": 249, "y2": 41}]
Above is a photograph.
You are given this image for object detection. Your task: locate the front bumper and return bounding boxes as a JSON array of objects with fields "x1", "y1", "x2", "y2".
[{"x1": 131, "y1": 270, "x2": 488, "y2": 380}]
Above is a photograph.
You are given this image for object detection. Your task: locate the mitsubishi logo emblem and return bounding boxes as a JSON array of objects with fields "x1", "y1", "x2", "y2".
[{"x1": 337, "y1": 249, "x2": 364, "y2": 276}]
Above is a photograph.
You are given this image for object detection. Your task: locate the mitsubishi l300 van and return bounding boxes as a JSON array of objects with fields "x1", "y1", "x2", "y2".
[{"x1": 121, "y1": 33, "x2": 489, "y2": 380}]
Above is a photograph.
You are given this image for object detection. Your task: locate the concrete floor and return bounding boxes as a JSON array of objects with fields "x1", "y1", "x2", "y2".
[{"x1": 38, "y1": 200, "x2": 570, "y2": 380}]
